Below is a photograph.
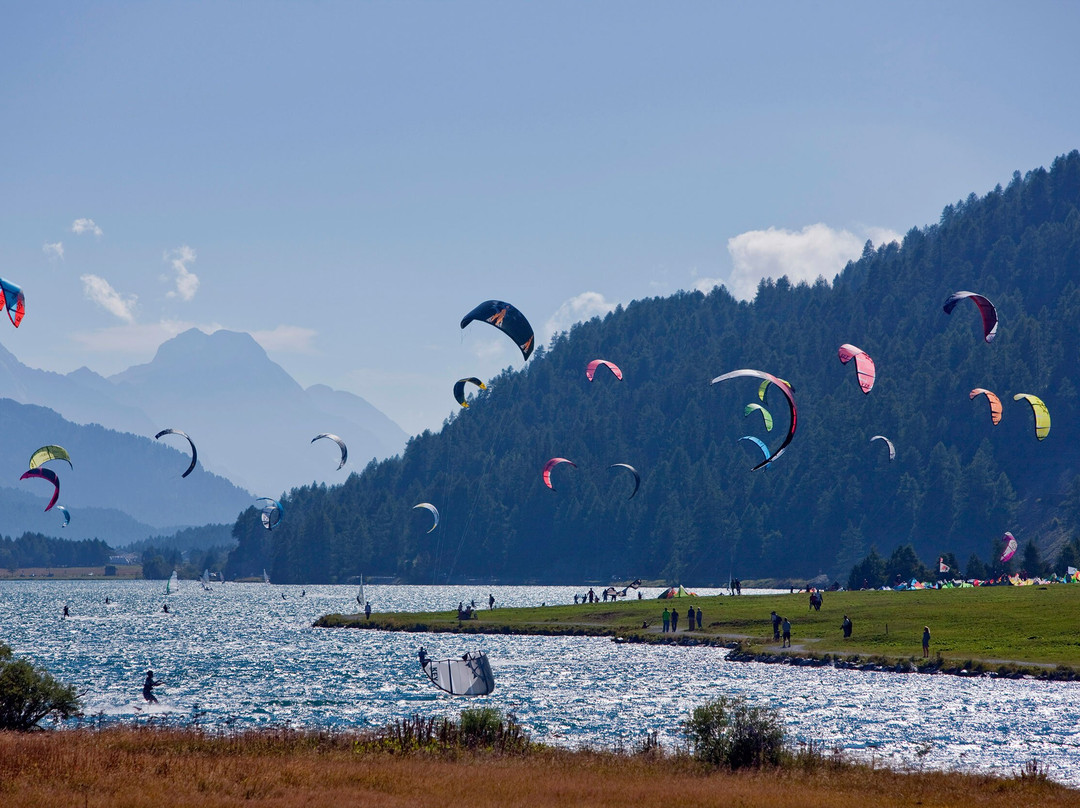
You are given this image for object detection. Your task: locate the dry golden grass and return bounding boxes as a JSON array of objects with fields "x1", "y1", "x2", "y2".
[{"x1": 0, "y1": 727, "x2": 1073, "y2": 808}]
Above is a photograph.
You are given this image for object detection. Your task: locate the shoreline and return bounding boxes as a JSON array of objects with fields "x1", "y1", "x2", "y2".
[{"x1": 315, "y1": 586, "x2": 1080, "y2": 682}]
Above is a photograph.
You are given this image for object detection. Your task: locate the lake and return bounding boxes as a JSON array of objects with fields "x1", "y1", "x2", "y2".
[{"x1": 2, "y1": 579, "x2": 1078, "y2": 785}]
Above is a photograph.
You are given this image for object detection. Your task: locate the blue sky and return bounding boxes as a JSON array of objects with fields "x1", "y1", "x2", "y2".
[{"x1": 1, "y1": 2, "x2": 1078, "y2": 435}]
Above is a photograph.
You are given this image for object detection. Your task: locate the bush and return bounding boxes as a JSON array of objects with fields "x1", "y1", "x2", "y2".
[
  {"x1": 0, "y1": 643, "x2": 81, "y2": 730},
  {"x1": 459, "y1": 706, "x2": 508, "y2": 747},
  {"x1": 683, "y1": 696, "x2": 785, "y2": 769}
]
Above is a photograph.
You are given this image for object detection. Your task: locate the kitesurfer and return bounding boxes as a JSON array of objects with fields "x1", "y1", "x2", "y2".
[
  {"x1": 143, "y1": 670, "x2": 162, "y2": 703},
  {"x1": 418, "y1": 647, "x2": 429, "y2": 667},
  {"x1": 162, "y1": 603, "x2": 169, "y2": 613},
  {"x1": 62, "y1": 604, "x2": 69, "y2": 618}
]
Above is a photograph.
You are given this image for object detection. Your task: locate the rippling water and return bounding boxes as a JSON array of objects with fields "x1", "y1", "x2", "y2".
[{"x1": 2, "y1": 579, "x2": 1078, "y2": 785}]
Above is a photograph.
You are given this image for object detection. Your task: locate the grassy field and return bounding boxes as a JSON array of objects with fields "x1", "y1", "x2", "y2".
[
  {"x1": 0, "y1": 725, "x2": 1073, "y2": 808},
  {"x1": 317, "y1": 584, "x2": 1080, "y2": 675}
]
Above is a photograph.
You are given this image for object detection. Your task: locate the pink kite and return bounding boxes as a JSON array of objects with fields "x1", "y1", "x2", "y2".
[
  {"x1": 837, "y1": 344, "x2": 876, "y2": 394},
  {"x1": 1000, "y1": 532, "x2": 1018, "y2": 563},
  {"x1": 586, "y1": 359, "x2": 623, "y2": 382}
]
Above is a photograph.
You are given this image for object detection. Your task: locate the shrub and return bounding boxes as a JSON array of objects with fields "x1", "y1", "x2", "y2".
[
  {"x1": 459, "y1": 706, "x2": 506, "y2": 747},
  {"x1": 683, "y1": 696, "x2": 785, "y2": 769},
  {"x1": 0, "y1": 643, "x2": 81, "y2": 730}
]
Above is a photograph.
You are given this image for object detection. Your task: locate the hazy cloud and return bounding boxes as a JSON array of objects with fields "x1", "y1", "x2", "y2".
[
  {"x1": 542, "y1": 291, "x2": 619, "y2": 345},
  {"x1": 71, "y1": 218, "x2": 103, "y2": 237},
  {"x1": 250, "y1": 325, "x2": 318, "y2": 354},
  {"x1": 43, "y1": 242, "x2": 64, "y2": 260},
  {"x1": 72, "y1": 320, "x2": 220, "y2": 353},
  {"x1": 164, "y1": 245, "x2": 199, "y2": 301},
  {"x1": 727, "y1": 223, "x2": 902, "y2": 301},
  {"x1": 80, "y1": 274, "x2": 137, "y2": 323}
]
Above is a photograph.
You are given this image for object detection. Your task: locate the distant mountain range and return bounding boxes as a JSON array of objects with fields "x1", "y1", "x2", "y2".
[{"x1": 0, "y1": 329, "x2": 408, "y2": 542}]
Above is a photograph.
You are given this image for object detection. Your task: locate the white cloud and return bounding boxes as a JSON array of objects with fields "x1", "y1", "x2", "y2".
[
  {"x1": 71, "y1": 218, "x2": 103, "y2": 237},
  {"x1": 72, "y1": 320, "x2": 221, "y2": 353},
  {"x1": 42, "y1": 242, "x2": 64, "y2": 260},
  {"x1": 80, "y1": 274, "x2": 137, "y2": 323},
  {"x1": 250, "y1": 325, "x2": 318, "y2": 354},
  {"x1": 542, "y1": 291, "x2": 619, "y2": 345},
  {"x1": 726, "y1": 223, "x2": 902, "y2": 301},
  {"x1": 164, "y1": 245, "x2": 199, "y2": 301}
]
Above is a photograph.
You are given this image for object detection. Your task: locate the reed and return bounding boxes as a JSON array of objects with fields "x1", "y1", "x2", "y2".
[{"x1": 0, "y1": 724, "x2": 1074, "y2": 808}]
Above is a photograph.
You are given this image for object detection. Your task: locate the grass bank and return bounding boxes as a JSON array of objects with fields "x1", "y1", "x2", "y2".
[
  {"x1": 316, "y1": 584, "x2": 1080, "y2": 678},
  {"x1": 0, "y1": 724, "x2": 1073, "y2": 808}
]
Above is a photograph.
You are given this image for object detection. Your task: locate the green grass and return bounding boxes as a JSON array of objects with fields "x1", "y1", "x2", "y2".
[{"x1": 316, "y1": 584, "x2": 1080, "y2": 676}]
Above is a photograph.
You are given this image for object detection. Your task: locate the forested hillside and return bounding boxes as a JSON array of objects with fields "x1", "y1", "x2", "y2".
[{"x1": 227, "y1": 152, "x2": 1080, "y2": 585}]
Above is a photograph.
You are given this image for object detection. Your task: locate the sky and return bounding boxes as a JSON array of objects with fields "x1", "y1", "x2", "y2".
[{"x1": 2, "y1": 2, "x2": 1079, "y2": 436}]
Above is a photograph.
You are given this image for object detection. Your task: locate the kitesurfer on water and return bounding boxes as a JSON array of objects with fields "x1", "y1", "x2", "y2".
[
  {"x1": 143, "y1": 670, "x2": 162, "y2": 703},
  {"x1": 418, "y1": 647, "x2": 429, "y2": 667},
  {"x1": 62, "y1": 604, "x2": 69, "y2": 618}
]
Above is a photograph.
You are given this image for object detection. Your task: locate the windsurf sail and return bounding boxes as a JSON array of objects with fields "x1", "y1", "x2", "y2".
[
  {"x1": 357, "y1": 573, "x2": 365, "y2": 608},
  {"x1": 263, "y1": 568, "x2": 271, "y2": 585},
  {"x1": 422, "y1": 651, "x2": 495, "y2": 696},
  {"x1": 201, "y1": 569, "x2": 212, "y2": 591},
  {"x1": 166, "y1": 569, "x2": 178, "y2": 595}
]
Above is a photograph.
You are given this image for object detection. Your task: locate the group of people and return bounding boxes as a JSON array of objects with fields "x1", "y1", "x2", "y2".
[
  {"x1": 660, "y1": 605, "x2": 702, "y2": 632},
  {"x1": 770, "y1": 611, "x2": 792, "y2": 646}
]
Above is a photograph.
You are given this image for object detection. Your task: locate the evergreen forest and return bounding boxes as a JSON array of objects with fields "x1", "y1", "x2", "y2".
[{"x1": 226, "y1": 152, "x2": 1080, "y2": 586}]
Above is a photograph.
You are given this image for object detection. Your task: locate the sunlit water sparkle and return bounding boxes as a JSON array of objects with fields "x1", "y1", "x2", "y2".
[{"x1": 2, "y1": 580, "x2": 1078, "y2": 785}]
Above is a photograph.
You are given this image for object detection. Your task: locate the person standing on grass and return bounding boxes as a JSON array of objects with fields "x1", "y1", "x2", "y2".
[
  {"x1": 842, "y1": 615, "x2": 852, "y2": 638},
  {"x1": 662, "y1": 607, "x2": 670, "y2": 633},
  {"x1": 922, "y1": 626, "x2": 931, "y2": 658},
  {"x1": 696, "y1": 606, "x2": 703, "y2": 630},
  {"x1": 771, "y1": 610, "x2": 781, "y2": 641},
  {"x1": 782, "y1": 616, "x2": 791, "y2": 648},
  {"x1": 671, "y1": 608, "x2": 679, "y2": 632}
]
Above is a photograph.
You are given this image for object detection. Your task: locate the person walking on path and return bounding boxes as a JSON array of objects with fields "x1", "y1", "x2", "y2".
[
  {"x1": 922, "y1": 626, "x2": 931, "y2": 658},
  {"x1": 781, "y1": 616, "x2": 791, "y2": 648},
  {"x1": 662, "y1": 608, "x2": 670, "y2": 633},
  {"x1": 671, "y1": 608, "x2": 679, "y2": 632}
]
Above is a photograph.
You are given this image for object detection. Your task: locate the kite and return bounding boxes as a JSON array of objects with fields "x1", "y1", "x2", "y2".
[
  {"x1": 607, "y1": 463, "x2": 640, "y2": 499},
  {"x1": 738, "y1": 435, "x2": 771, "y2": 465},
  {"x1": 969, "y1": 388, "x2": 1002, "y2": 425},
  {"x1": 453, "y1": 377, "x2": 486, "y2": 408},
  {"x1": 542, "y1": 457, "x2": 577, "y2": 490},
  {"x1": 870, "y1": 435, "x2": 895, "y2": 461},
  {"x1": 21, "y1": 468, "x2": 59, "y2": 511},
  {"x1": 257, "y1": 498, "x2": 284, "y2": 530},
  {"x1": 586, "y1": 359, "x2": 623, "y2": 382},
  {"x1": 743, "y1": 402, "x2": 773, "y2": 432},
  {"x1": 1000, "y1": 532, "x2": 1018, "y2": 563},
  {"x1": 943, "y1": 291, "x2": 998, "y2": 343},
  {"x1": 311, "y1": 433, "x2": 348, "y2": 470},
  {"x1": 711, "y1": 369, "x2": 796, "y2": 471},
  {"x1": 29, "y1": 445, "x2": 72, "y2": 470},
  {"x1": 413, "y1": 502, "x2": 440, "y2": 533},
  {"x1": 460, "y1": 300, "x2": 535, "y2": 361},
  {"x1": 837, "y1": 344, "x2": 876, "y2": 394},
  {"x1": 56, "y1": 505, "x2": 71, "y2": 528},
  {"x1": 757, "y1": 378, "x2": 793, "y2": 403},
  {"x1": 1012, "y1": 393, "x2": 1050, "y2": 440},
  {"x1": 0, "y1": 276, "x2": 25, "y2": 327},
  {"x1": 421, "y1": 650, "x2": 495, "y2": 696},
  {"x1": 155, "y1": 428, "x2": 197, "y2": 478}
]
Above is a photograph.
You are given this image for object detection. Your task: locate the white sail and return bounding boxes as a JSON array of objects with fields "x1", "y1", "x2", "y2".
[
  {"x1": 201, "y1": 569, "x2": 211, "y2": 591},
  {"x1": 166, "y1": 569, "x2": 178, "y2": 595},
  {"x1": 263, "y1": 569, "x2": 270, "y2": 585},
  {"x1": 357, "y1": 574, "x2": 365, "y2": 609},
  {"x1": 422, "y1": 651, "x2": 495, "y2": 696}
]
